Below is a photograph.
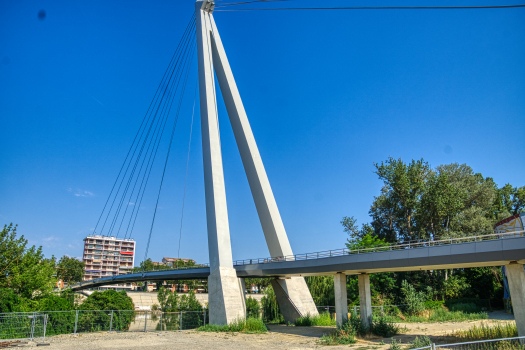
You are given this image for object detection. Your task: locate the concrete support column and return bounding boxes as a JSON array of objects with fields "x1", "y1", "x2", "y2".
[
  {"x1": 272, "y1": 277, "x2": 319, "y2": 323},
  {"x1": 506, "y1": 263, "x2": 525, "y2": 337},
  {"x1": 334, "y1": 273, "x2": 348, "y2": 327},
  {"x1": 358, "y1": 273, "x2": 372, "y2": 330}
]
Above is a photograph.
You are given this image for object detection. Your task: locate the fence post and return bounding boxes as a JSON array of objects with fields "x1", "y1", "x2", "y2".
[
  {"x1": 160, "y1": 312, "x2": 163, "y2": 331},
  {"x1": 74, "y1": 310, "x2": 79, "y2": 334},
  {"x1": 30, "y1": 313, "x2": 35, "y2": 341},
  {"x1": 144, "y1": 311, "x2": 148, "y2": 332},
  {"x1": 109, "y1": 310, "x2": 114, "y2": 332},
  {"x1": 43, "y1": 314, "x2": 48, "y2": 342},
  {"x1": 179, "y1": 311, "x2": 183, "y2": 331},
  {"x1": 353, "y1": 306, "x2": 357, "y2": 315},
  {"x1": 381, "y1": 306, "x2": 384, "y2": 317}
]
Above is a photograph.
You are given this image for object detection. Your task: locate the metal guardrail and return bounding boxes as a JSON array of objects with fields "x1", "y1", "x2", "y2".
[
  {"x1": 412, "y1": 336, "x2": 525, "y2": 350},
  {"x1": 0, "y1": 310, "x2": 208, "y2": 341}
]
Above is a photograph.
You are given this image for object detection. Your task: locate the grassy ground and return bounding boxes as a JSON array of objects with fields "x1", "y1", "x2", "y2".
[
  {"x1": 197, "y1": 317, "x2": 267, "y2": 334},
  {"x1": 450, "y1": 322, "x2": 518, "y2": 341}
]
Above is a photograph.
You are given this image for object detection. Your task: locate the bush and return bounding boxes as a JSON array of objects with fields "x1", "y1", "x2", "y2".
[
  {"x1": 401, "y1": 280, "x2": 431, "y2": 316},
  {"x1": 389, "y1": 338, "x2": 402, "y2": 350},
  {"x1": 295, "y1": 312, "x2": 335, "y2": 327},
  {"x1": 246, "y1": 297, "x2": 260, "y2": 318},
  {"x1": 260, "y1": 286, "x2": 284, "y2": 323},
  {"x1": 445, "y1": 298, "x2": 490, "y2": 310},
  {"x1": 449, "y1": 302, "x2": 482, "y2": 313},
  {"x1": 424, "y1": 300, "x2": 444, "y2": 310},
  {"x1": 151, "y1": 304, "x2": 159, "y2": 311},
  {"x1": 318, "y1": 318, "x2": 357, "y2": 345},
  {"x1": 409, "y1": 336, "x2": 432, "y2": 349},
  {"x1": 197, "y1": 317, "x2": 267, "y2": 333},
  {"x1": 371, "y1": 316, "x2": 400, "y2": 337}
]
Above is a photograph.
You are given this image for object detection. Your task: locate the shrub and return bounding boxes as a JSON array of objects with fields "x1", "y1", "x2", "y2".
[
  {"x1": 371, "y1": 316, "x2": 400, "y2": 337},
  {"x1": 445, "y1": 298, "x2": 490, "y2": 310},
  {"x1": 401, "y1": 280, "x2": 431, "y2": 316},
  {"x1": 246, "y1": 297, "x2": 260, "y2": 318},
  {"x1": 151, "y1": 303, "x2": 159, "y2": 311},
  {"x1": 295, "y1": 312, "x2": 335, "y2": 327},
  {"x1": 318, "y1": 319, "x2": 357, "y2": 345},
  {"x1": 409, "y1": 336, "x2": 432, "y2": 349},
  {"x1": 448, "y1": 302, "x2": 482, "y2": 313},
  {"x1": 260, "y1": 286, "x2": 284, "y2": 323},
  {"x1": 389, "y1": 338, "x2": 402, "y2": 350},
  {"x1": 424, "y1": 300, "x2": 444, "y2": 310}
]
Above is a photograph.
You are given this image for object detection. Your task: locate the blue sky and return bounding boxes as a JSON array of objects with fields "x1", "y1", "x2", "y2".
[{"x1": 1, "y1": 0, "x2": 524, "y2": 265}]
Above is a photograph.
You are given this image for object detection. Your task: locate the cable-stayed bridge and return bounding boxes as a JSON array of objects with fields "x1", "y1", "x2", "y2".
[{"x1": 75, "y1": 0, "x2": 525, "y2": 336}]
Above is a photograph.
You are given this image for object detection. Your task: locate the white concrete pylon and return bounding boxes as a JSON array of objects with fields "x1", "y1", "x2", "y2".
[
  {"x1": 195, "y1": 0, "x2": 317, "y2": 323},
  {"x1": 195, "y1": 0, "x2": 245, "y2": 325}
]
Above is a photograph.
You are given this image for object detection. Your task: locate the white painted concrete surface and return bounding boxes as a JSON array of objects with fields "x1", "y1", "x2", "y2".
[
  {"x1": 334, "y1": 273, "x2": 348, "y2": 327},
  {"x1": 358, "y1": 274, "x2": 372, "y2": 329},
  {"x1": 506, "y1": 263, "x2": 525, "y2": 337}
]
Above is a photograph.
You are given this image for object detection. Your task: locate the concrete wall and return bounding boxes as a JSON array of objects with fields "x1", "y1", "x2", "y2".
[{"x1": 85, "y1": 291, "x2": 265, "y2": 310}]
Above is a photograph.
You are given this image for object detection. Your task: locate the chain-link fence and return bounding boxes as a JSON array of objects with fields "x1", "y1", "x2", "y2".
[
  {"x1": 434, "y1": 337, "x2": 525, "y2": 350},
  {"x1": 0, "y1": 310, "x2": 208, "y2": 341},
  {"x1": 0, "y1": 313, "x2": 48, "y2": 342}
]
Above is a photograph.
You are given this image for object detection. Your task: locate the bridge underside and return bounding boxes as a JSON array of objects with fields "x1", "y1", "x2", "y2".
[{"x1": 70, "y1": 236, "x2": 525, "y2": 291}]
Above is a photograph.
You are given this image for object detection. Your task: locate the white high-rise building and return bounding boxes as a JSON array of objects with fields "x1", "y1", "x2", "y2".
[{"x1": 82, "y1": 235, "x2": 136, "y2": 290}]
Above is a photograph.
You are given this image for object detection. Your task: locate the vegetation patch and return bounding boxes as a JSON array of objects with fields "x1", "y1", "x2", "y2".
[
  {"x1": 408, "y1": 335, "x2": 432, "y2": 349},
  {"x1": 295, "y1": 312, "x2": 336, "y2": 327},
  {"x1": 450, "y1": 323, "x2": 518, "y2": 341},
  {"x1": 318, "y1": 319, "x2": 357, "y2": 346},
  {"x1": 197, "y1": 317, "x2": 267, "y2": 334}
]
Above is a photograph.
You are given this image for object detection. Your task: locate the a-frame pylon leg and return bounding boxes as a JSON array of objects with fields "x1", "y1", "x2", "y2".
[
  {"x1": 195, "y1": 1, "x2": 246, "y2": 325},
  {"x1": 196, "y1": 0, "x2": 318, "y2": 324}
]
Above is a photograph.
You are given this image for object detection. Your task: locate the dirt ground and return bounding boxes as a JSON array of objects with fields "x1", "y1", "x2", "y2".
[{"x1": 5, "y1": 311, "x2": 515, "y2": 350}]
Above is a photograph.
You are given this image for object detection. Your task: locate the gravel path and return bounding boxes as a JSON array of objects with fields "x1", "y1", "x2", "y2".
[{"x1": 3, "y1": 311, "x2": 515, "y2": 350}]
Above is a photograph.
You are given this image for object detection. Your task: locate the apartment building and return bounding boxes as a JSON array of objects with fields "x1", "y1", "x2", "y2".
[{"x1": 82, "y1": 235, "x2": 136, "y2": 290}]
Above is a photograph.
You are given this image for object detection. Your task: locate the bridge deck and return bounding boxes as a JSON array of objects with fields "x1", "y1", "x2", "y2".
[{"x1": 70, "y1": 235, "x2": 525, "y2": 291}]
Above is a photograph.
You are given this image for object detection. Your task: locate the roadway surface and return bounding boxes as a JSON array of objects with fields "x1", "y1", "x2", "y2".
[{"x1": 70, "y1": 235, "x2": 525, "y2": 291}]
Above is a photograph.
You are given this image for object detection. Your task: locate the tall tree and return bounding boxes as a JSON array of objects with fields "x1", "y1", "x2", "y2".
[
  {"x1": 371, "y1": 158, "x2": 431, "y2": 241},
  {"x1": 56, "y1": 256, "x2": 85, "y2": 285},
  {"x1": 0, "y1": 224, "x2": 56, "y2": 299}
]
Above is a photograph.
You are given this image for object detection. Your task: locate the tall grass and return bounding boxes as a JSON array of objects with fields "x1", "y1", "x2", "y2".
[
  {"x1": 451, "y1": 323, "x2": 518, "y2": 341},
  {"x1": 197, "y1": 317, "x2": 267, "y2": 334},
  {"x1": 295, "y1": 312, "x2": 335, "y2": 327},
  {"x1": 318, "y1": 318, "x2": 357, "y2": 346}
]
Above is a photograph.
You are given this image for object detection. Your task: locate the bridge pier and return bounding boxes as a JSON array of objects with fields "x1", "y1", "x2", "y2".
[
  {"x1": 506, "y1": 263, "x2": 525, "y2": 337},
  {"x1": 334, "y1": 273, "x2": 348, "y2": 327},
  {"x1": 358, "y1": 273, "x2": 372, "y2": 330}
]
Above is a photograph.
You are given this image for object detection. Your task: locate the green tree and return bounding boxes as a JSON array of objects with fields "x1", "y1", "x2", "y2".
[
  {"x1": 371, "y1": 158, "x2": 431, "y2": 241},
  {"x1": 0, "y1": 224, "x2": 56, "y2": 299},
  {"x1": 56, "y1": 255, "x2": 85, "y2": 285},
  {"x1": 157, "y1": 286, "x2": 179, "y2": 311}
]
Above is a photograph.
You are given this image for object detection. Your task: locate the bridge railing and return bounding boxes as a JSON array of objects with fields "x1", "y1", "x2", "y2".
[{"x1": 232, "y1": 229, "x2": 525, "y2": 266}]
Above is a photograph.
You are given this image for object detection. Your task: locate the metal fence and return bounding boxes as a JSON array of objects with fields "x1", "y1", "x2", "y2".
[
  {"x1": 0, "y1": 310, "x2": 208, "y2": 341},
  {"x1": 412, "y1": 337, "x2": 525, "y2": 350}
]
